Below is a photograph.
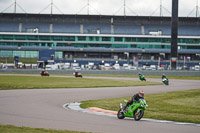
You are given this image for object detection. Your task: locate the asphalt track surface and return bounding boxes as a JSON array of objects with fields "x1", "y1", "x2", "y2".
[{"x1": 0, "y1": 74, "x2": 199, "y2": 133}]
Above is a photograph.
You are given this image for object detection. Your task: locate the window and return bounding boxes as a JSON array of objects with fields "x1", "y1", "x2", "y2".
[
  {"x1": 27, "y1": 36, "x2": 38, "y2": 40},
  {"x1": 149, "y1": 38, "x2": 161, "y2": 42},
  {"x1": 2, "y1": 35, "x2": 13, "y2": 40},
  {"x1": 162, "y1": 38, "x2": 171, "y2": 43},
  {"x1": 102, "y1": 37, "x2": 110, "y2": 41},
  {"x1": 64, "y1": 36, "x2": 75, "y2": 41},
  {"x1": 52, "y1": 36, "x2": 63, "y2": 41},
  {"x1": 114, "y1": 37, "x2": 123, "y2": 42},
  {"x1": 39, "y1": 36, "x2": 50, "y2": 40},
  {"x1": 137, "y1": 38, "x2": 148, "y2": 42},
  {"x1": 89, "y1": 37, "x2": 94, "y2": 41},
  {"x1": 15, "y1": 35, "x2": 26, "y2": 40},
  {"x1": 78, "y1": 36, "x2": 86, "y2": 41},
  {"x1": 125, "y1": 37, "x2": 136, "y2": 42}
]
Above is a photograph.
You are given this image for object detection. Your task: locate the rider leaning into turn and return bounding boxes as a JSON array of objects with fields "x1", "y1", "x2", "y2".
[
  {"x1": 41, "y1": 69, "x2": 45, "y2": 75},
  {"x1": 138, "y1": 72, "x2": 142, "y2": 77},
  {"x1": 162, "y1": 74, "x2": 168, "y2": 80},
  {"x1": 123, "y1": 90, "x2": 144, "y2": 110}
]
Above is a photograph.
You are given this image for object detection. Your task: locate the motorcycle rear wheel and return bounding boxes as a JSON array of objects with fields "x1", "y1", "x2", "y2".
[
  {"x1": 117, "y1": 110, "x2": 125, "y2": 119},
  {"x1": 134, "y1": 109, "x2": 144, "y2": 121},
  {"x1": 163, "y1": 81, "x2": 169, "y2": 85}
]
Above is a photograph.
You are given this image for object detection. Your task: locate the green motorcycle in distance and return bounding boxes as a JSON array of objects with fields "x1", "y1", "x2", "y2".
[
  {"x1": 162, "y1": 77, "x2": 169, "y2": 85},
  {"x1": 139, "y1": 75, "x2": 146, "y2": 81},
  {"x1": 117, "y1": 99, "x2": 148, "y2": 121}
]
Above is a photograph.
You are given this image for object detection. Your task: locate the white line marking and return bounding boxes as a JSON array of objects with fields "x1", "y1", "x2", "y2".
[{"x1": 63, "y1": 102, "x2": 200, "y2": 127}]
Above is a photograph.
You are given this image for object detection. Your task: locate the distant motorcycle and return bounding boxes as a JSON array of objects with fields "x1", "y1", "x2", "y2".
[
  {"x1": 40, "y1": 71, "x2": 49, "y2": 76},
  {"x1": 117, "y1": 99, "x2": 148, "y2": 121},
  {"x1": 162, "y1": 77, "x2": 169, "y2": 85},
  {"x1": 139, "y1": 74, "x2": 146, "y2": 81},
  {"x1": 74, "y1": 72, "x2": 83, "y2": 78}
]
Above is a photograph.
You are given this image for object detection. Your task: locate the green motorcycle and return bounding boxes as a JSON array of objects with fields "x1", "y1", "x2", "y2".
[
  {"x1": 117, "y1": 99, "x2": 148, "y2": 121},
  {"x1": 139, "y1": 75, "x2": 146, "y2": 81},
  {"x1": 162, "y1": 77, "x2": 169, "y2": 85}
]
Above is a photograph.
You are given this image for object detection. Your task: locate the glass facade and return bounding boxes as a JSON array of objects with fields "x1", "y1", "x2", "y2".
[
  {"x1": 0, "y1": 51, "x2": 38, "y2": 58},
  {"x1": 0, "y1": 33, "x2": 199, "y2": 59},
  {"x1": 0, "y1": 34, "x2": 199, "y2": 49},
  {"x1": 0, "y1": 50, "x2": 62, "y2": 59}
]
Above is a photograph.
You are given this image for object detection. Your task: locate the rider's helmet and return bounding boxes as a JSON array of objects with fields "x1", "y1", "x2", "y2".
[
  {"x1": 162, "y1": 74, "x2": 165, "y2": 76},
  {"x1": 138, "y1": 90, "x2": 144, "y2": 97}
]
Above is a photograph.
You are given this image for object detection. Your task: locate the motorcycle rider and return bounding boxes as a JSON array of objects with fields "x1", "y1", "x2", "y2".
[
  {"x1": 138, "y1": 72, "x2": 142, "y2": 77},
  {"x1": 123, "y1": 90, "x2": 144, "y2": 111},
  {"x1": 41, "y1": 69, "x2": 45, "y2": 75},
  {"x1": 138, "y1": 72, "x2": 146, "y2": 81},
  {"x1": 75, "y1": 71, "x2": 79, "y2": 77},
  {"x1": 75, "y1": 71, "x2": 78, "y2": 76},
  {"x1": 138, "y1": 72, "x2": 142, "y2": 79},
  {"x1": 162, "y1": 74, "x2": 168, "y2": 80}
]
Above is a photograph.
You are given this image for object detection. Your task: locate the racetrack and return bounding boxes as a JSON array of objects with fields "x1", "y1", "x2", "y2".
[{"x1": 0, "y1": 75, "x2": 199, "y2": 133}]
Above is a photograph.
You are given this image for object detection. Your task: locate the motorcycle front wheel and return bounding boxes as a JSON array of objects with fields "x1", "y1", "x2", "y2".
[
  {"x1": 117, "y1": 109, "x2": 125, "y2": 119},
  {"x1": 134, "y1": 109, "x2": 144, "y2": 121}
]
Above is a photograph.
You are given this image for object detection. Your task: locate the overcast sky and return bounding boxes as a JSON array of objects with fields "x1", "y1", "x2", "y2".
[{"x1": 0, "y1": 0, "x2": 199, "y2": 17}]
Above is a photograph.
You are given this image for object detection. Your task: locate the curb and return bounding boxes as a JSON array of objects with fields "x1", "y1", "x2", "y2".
[
  {"x1": 63, "y1": 102, "x2": 200, "y2": 127},
  {"x1": 86, "y1": 107, "x2": 117, "y2": 115}
]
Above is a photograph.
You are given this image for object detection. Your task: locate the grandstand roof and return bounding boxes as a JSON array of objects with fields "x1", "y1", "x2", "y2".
[
  {"x1": 0, "y1": 13, "x2": 200, "y2": 36},
  {"x1": 0, "y1": 13, "x2": 200, "y2": 24}
]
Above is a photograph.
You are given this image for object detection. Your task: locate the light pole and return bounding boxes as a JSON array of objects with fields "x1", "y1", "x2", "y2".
[{"x1": 171, "y1": 0, "x2": 179, "y2": 70}]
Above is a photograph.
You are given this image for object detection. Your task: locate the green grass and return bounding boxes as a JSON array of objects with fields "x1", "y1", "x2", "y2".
[
  {"x1": 80, "y1": 89, "x2": 200, "y2": 124},
  {"x1": 1, "y1": 73, "x2": 199, "y2": 80},
  {"x1": 0, "y1": 125, "x2": 88, "y2": 133},
  {"x1": 0, "y1": 75, "x2": 161, "y2": 90},
  {"x1": 84, "y1": 74, "x2": 200, "y2": 80}
]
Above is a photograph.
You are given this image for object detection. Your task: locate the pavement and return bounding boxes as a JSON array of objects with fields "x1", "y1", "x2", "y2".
[{"x1": 0, "y1": 74, "x2": 200, "y2": 133}]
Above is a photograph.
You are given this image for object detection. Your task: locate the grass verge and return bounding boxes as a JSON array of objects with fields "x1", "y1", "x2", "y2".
[
  {"x1": 80, "y1": 89, "x2": 200, "y2": 124},
  {"x1": 84, "y1": 74, "x2": 200, "y2": 80},
  {"x1": 0, "y1": 125, "x2": 88, "y2": 133},
  {"x1": 0, "y1": 75, "x2": 161, "y2": 90},
  {"x1": 1, "y1": 73, "x2": 199, "y2": 80}
]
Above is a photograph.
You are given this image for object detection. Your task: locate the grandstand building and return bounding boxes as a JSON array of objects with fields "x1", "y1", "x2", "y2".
[{"x1": 0, "y1": 13, "x2": 200, "y2": 67}]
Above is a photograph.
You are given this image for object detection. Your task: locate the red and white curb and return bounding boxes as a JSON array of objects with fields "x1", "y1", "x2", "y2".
[{"x1": 63, "y1": 102, "x2": 200, "y2": 127}]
